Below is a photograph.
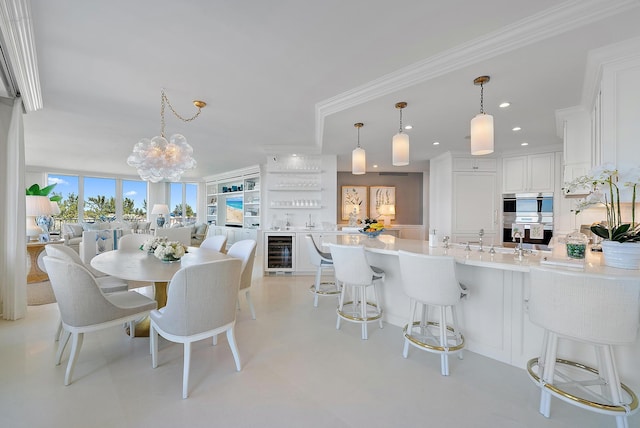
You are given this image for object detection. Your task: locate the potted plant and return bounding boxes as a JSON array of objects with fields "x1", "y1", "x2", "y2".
[{"x1": 564, "y1": 163, "x2": 640, "y2": 269}]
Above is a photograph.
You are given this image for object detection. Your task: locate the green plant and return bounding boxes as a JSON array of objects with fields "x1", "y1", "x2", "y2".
[
  {"x1": 26, "y1": 183, "x2": 62, "y2": 202},
  {"x1": 564, "y1": 163, "x2": 640, "y2": 242}
]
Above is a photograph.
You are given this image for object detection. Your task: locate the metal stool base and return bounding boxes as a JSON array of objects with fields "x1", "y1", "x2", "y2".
[
  {"x1": 309, "y1": 281, "x2": 340, "y2": 296},
  {"x1": 527, "y1": 357, "x2": 639, "y2": 417}
]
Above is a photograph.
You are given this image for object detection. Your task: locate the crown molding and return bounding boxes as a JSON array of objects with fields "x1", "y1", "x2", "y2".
[{"x1": 315, "y1": 0, "x2": 640, "y2": 147}]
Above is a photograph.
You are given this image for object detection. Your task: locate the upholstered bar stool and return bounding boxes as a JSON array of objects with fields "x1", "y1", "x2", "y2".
[
  {"x1": 305, "y1": 234, "x2": 339, "y2": 307},
  {"x1": 527, "y1": 266, "x2": 639, "y2": 428},
  {"x1": 398, "y1": 250, "x2": 466, "y2": 376},
  {"x1": 329, "y1": 244, "x2": 384, "y2": 340}
]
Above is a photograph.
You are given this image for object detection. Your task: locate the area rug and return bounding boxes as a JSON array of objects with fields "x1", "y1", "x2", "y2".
[{"x1": 27, "y1": 280, "x2": 56, "y2": 306}]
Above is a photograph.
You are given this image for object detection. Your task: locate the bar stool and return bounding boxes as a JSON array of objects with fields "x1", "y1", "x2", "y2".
[
  {"x1": 398, "y1": 250, "x2": 466, "y2": 376},
  {"x1": 527, "y1": 267, "x2": 639, "y2": 428},
  {"x1": 329, "y1": 244, "x2": 384, "y2": 340},
  {"x1": 304, "y1": 234, "x2": 340, "y2": 307}
]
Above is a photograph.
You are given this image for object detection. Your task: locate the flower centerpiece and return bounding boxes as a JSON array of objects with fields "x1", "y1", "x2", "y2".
[
  {"x1": 564, "y1": 163, "x2": 640, "y2": 269},
  {"x1": 141, "y1": 236, "x2": 163, "y2": 254},
  {"x1": 153, "y1": 239, "x2": 187, "y2": 263}
]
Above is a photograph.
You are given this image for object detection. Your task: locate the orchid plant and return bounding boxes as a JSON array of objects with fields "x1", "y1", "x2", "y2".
[{"x1": 564, "y1": 163, "x2": 640, "y2": 242}]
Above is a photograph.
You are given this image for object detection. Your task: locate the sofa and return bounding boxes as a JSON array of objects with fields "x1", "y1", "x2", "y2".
[
  {"x1": 61, "y1": 221, "x2": 132, "y2": 266},
  {"x1": 154, "y1": 226, "x2": 192, "y2": 246}
]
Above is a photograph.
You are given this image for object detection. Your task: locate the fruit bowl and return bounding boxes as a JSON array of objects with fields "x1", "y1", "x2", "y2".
[{"x1": 358, "y1": 228, "x2": 385, "y2": 238}]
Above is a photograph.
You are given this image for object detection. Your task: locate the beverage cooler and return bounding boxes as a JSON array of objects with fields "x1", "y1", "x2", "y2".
[{"x1": 264, "y1": 232, "x2": 295, "y2": 272}]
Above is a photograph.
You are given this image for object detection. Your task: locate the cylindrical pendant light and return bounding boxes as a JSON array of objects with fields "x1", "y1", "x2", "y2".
[
  {"x1": 352, "y1": 122, "x2": 366, "y2": 175},
  {"x1": 392, "y1": 102, "x2": 409, "y2": 166},
  {"x1": 470, "y1": 76, "x2": 494, "y2": 156}
]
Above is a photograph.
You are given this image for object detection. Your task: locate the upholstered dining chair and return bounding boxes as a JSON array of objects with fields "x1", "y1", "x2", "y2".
[
  {"x1": 226, "y1": 239, "x2": 257, "y2": 320},
  {"x1": 45, "y1": 244, "x2": 130, "y2": 342},
  {"x1": 118, "y1": 233, "x2": 154, "y2": 250},
  {"x1": 43, "y1": 256, "x2": 157, "y2": 386},
  {"x1": 150, "y1": 258, "x2": 243, "y2": 398},
  {"x1": 200, "y1": 235, "x2": 228, "y2": 253}
]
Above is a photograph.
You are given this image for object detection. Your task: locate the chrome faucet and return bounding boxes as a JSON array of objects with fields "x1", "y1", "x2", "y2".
[
  {"x1": 478, "y1": 228, "x2": 484, "y2": 252},
  {"x1": 512, "y1": 231, "x2": 524, "y2": 261}
]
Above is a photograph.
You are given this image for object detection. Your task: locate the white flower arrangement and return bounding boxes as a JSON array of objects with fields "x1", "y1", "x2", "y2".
[
  {"x1": 563, "y1": 163, "x2": 640, "y2": 242},
  {"x1": 153, "y1": 239, "x2": 187, "y2": 261},
  {"x1": 141, "y1": 236, "x2": 164, "y2": 253}
]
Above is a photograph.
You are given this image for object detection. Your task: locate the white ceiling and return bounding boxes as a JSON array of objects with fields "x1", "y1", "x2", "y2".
[{"x1": 22, "y1": 0, "x2": 640, "y2": 179}]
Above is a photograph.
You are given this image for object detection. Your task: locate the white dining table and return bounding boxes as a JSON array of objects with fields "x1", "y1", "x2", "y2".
[{"x1": 91, "y1": 247, "x2": 230, "y2": 336}]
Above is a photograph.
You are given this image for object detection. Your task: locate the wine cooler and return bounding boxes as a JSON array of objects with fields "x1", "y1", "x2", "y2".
[{"x1": 264, "y1": 233, "x2": 295, "y2": 272}]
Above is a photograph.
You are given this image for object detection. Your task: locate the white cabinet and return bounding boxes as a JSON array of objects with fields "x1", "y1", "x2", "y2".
[
  {"x1": 452, "y1": 171, "x2": 498, "y2": 244},
  {"x1": 556, "y1": 106, "x2": 591, "y2": 184},
  {"x1": 502, "y1": 153, "x2": 555, "y2": 193},
  {"x1": 453, "y1": 156, "x2": 497, "y2": 172},
  {"x1": 204, "y1": 166, "x2": 261, "y2": 229}
]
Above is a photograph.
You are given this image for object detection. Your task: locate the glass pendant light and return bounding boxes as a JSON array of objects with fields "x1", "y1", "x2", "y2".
[
  {"x1": 470, "y1": 76, "x2": 494, "y2": 155},
  {"x1": 352, "y1": 122, "x2": 366, "y2": 175},
  {"x1": 392, "y1": 102, "x2": 409, "y2": 166}
]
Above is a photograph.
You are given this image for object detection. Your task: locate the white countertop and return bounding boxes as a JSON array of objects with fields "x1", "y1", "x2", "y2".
[{"x1": 323, "y1": 235, "x2": 640, "y2": 278}]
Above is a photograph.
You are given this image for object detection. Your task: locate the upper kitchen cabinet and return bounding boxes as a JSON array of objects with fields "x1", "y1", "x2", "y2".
[
  {"x1": 502, "y1": 153, "x2": 555, "y2": 194},
  {"x1": 556, "y1": 106, "x2": 591, "y2": 185},
  {"x1": 452, "y1": 156, "x2": 497, "y2": 172}
]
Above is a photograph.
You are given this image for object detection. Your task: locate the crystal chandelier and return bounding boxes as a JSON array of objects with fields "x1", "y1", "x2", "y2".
[{"x1": 127, "y1": 90, "x2": 206, "y2": 182}]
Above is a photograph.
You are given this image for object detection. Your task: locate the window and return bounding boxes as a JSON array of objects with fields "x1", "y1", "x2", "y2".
[
  {"x1": 47, "y1": 174, "x2": 79, "y2": 229},
  {"x1": 170, "y1": 182, "x2": 198, "y2": 226},
  {"x1": 83, "y1": 177, "x2": 116, "y2": 222},
  {"x1": 122, "y1": 180, "x2": 148, "y2": 221}
]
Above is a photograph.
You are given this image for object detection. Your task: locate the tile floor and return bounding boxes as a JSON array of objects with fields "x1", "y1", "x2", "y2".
[{"x1": 1, "y1": 274, "x2": 634, "y2": 428}]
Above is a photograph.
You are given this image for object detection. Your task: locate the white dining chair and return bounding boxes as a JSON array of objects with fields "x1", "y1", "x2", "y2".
[
  {"x1": 43, "y1": 256, "x2": 157, "y2": 386},
  {"x1": 200, "y1": 235, "x2": 228, "y2": 253},
  {"x1": 45, "y1": 244, "x2": 129, "y2": 343},
  {"x1": 118, "y1": 233, "x2": 154, "y2": 250},
  {"x1": 150, "y1": 258, "x2": 243, "y2": 398},
  {"x1": 226, "y1": 239, "x2": 257, "y2": 320}
]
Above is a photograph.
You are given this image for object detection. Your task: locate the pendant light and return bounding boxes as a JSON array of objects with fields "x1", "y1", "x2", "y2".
[
  {"x1": 392, "y1": 102, "x2": 409, "y2": 166},
  {"x1": 470, "y1": 76, "x2": 494, "y2": 156},
  {"x1": 352, "y1": 122, "x2": 366, "y2": 175}
]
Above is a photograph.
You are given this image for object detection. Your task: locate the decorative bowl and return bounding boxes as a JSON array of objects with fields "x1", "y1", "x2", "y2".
[{"x1": 358, "y1": 228, "x2": 384, "y2": 238}]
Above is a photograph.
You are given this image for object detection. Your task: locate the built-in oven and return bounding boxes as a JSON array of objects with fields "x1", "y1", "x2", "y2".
[{"x1": 503, "y1": 193, "x2": 553, "y2": 249}]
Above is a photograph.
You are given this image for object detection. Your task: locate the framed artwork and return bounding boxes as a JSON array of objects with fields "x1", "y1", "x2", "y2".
[
  {"x1": 341, "y1": 186, "x2": 367, "y2": 220},
  {"x1": 369, "y1": 186, "x2": 396, "y2": 219}
]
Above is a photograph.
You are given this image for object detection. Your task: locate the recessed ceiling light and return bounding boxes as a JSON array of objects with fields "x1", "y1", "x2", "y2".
[
  {"x1": 512, "y1": 126, "x2": 521, "y2": 131},
  {"x1": 292, "y1": 153, "x2": 297, "y2": 157},
  {"x1": 372, "y1": 164, "x2": 378, "y2": 168},
  {"x1": 433, "y1": 141, "x2": 440, "y2": 146},
  {"x1": 521, "y1": 142, "x2": 529, "y2": 146},
  {"x1": 499, "y1": 102, "x2": 511, "y2": 108},
  {"x1": 404, "y1": 125, "x2": 413, "y2": 130}
]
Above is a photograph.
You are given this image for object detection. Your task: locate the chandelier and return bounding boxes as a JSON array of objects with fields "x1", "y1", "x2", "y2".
[{"x1": 127, "y1": 90, "x2": 206, "y2": 182}]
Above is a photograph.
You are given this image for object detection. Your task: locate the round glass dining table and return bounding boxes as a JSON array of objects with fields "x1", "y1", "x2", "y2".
[{"x1": 91, "y1": 247, "x2": 230, "y2": 336}]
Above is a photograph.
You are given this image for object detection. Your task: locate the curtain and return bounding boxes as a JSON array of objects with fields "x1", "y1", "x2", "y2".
[{"x1": 0, "y1": 97, "x2": 27, "y2": 320}]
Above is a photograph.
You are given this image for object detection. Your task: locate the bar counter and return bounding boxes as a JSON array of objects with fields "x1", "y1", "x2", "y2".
[{"x1": 321, "y1": 235, "x2": 640, "y2": 390}]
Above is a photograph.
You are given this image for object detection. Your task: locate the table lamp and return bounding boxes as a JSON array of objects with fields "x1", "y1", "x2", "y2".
[
  {"x1": 378, "y1": 204, "x2": 395, "y2": 227},
  {"x1": 26, "y1": 195, "x2": 53, "y2": 241},
  {"x1": 151, "y1": 204, "x2": 170, "y2": 228}
]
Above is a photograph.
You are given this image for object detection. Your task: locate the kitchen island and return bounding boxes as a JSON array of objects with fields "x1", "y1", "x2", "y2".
[{"x1": 321, "y1": 234, "x2": 640, "y2": 391}]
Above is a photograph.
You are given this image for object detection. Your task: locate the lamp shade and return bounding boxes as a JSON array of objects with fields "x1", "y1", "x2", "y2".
[
  {"x1": 151, "y1": 204, "x2": 170, "y2": 216},
  {"x1": 470, "y1": 113, "x2": 494, "y2": 155},
  {"x1": 352, "y1": 147, "x2": 366, "y2": 175},
  {"x1": 392, "y1": 132, "x2": 410, "y2": 166},
  {"x1": 50, "y1": 201, "x2": 61, "y2": 215},
  {"x1": 26, "y1": 195, "x2": 53, "y2": 216},
  {"x1": 378, "y1": 204, "x2": 396, "y2": 216}
]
